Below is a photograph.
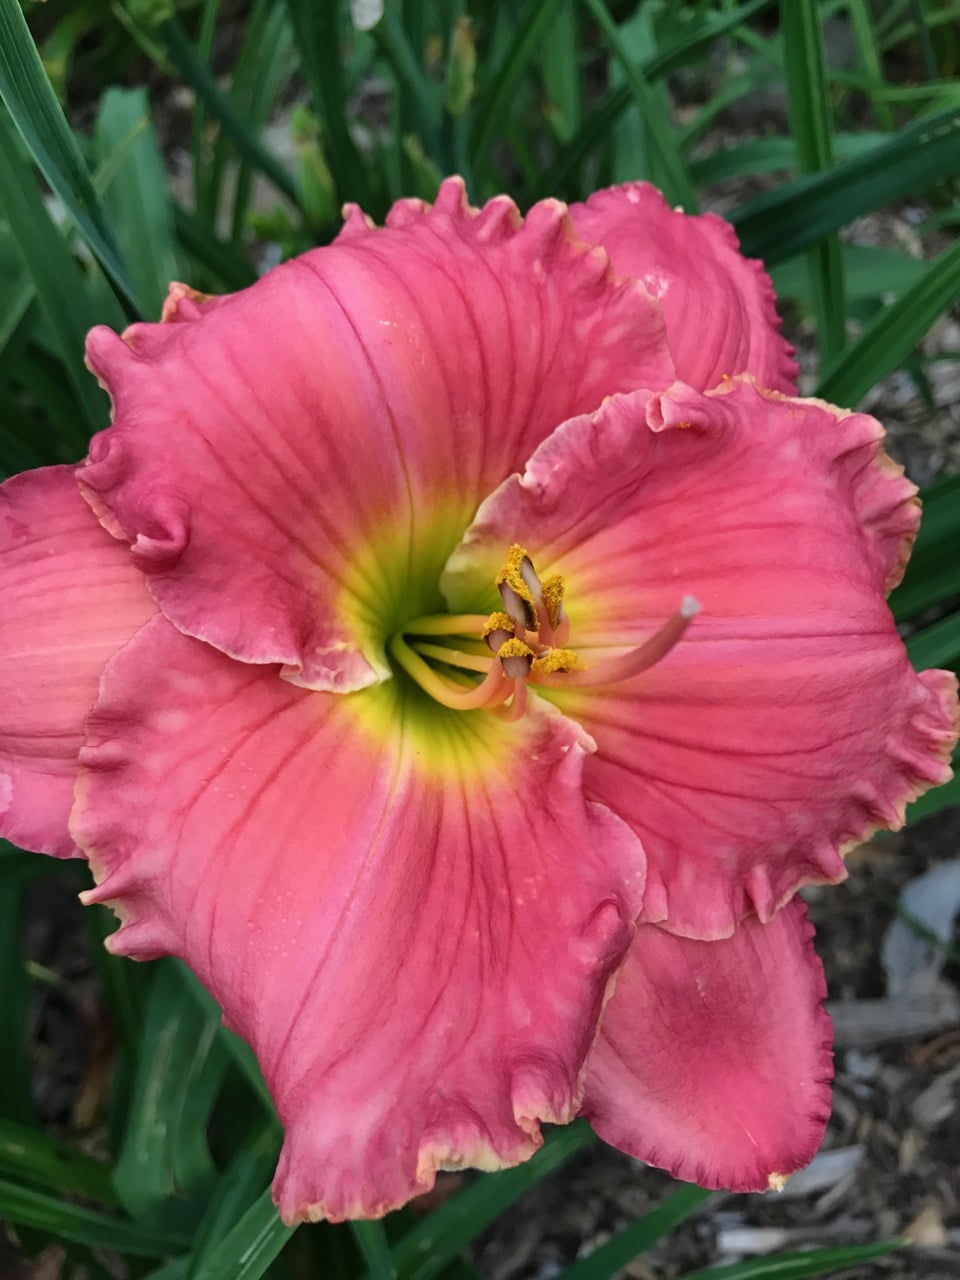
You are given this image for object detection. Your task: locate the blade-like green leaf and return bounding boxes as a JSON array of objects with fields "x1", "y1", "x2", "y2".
[
  {"x1": 0, "y1": 1175, "x2": 190, "y2": 1257},
  {"x1": 583, "y1": 0, "x2": 698, "y2": 211},
  {"x1": 771, "y1": 245, "x2": 926, "y2": 301},
  {"x1": 817, "y1": 236, "x2": 960, "y2": 404},
  {"x1": 907, "y1": 748, "x2": 960, "y2": 823},
  {"x1": 557, "y1": 1183, "x2": 713, "y2": 1279},
  {"x1": 891, "y1": 473, "x2": 960, "y2": 621},
  {"x1": 186, "y1": 1188, "x2": 295, "y2": 1280},
  {"x1": 186, "y1": 1119, "x2": 281, "y2": 1279},
  {"x1": 0, "y1": 0, "x2": 137, "y2": 308},
  {"x1": 907, "y1": 610, "x2": 960, "y2": 672},
  {"x1": 95, "y1": 87, "x2": 180, "y2": 319},
  {"x1": 782, "y1": 0, "x2": 845, "y2": 364},
  {"x1": 351, "y1": 1220, "x2": 397, "y2": 1280},
  {"x1": 0, "y1": 106, "x2": 112, "y2": 442},
  {"x1": 0, "y1": 1118, "x2": 116, "y2": 1204},
  {"x1": 392, "y1": 1122, "x2": 596, "y2": 1280},
  {"x1": 690, "y1": 133, "x2": 884, "y2": 184},
  {"x1": 732, "y1": 105, "x2": 960, "y2": 264},
  {"x1": 679, "y1": 1238, "x2": 902, "y2": 1279},
  {"x1": 113, "y1": 960, "x2": 227, "y2": 1217}
]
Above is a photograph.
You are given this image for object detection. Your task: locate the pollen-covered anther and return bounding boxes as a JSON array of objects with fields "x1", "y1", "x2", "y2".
[
  {"x1": 531, "y1": 648, "x2": 581, "y2": 678},
  {"x1": 483, "y1": 610, "x2": 518, "y2": 653},
  {"x1": 496, "y1": 544, "x2": 539, "y2": 631},
  {"x1": 496, "y1": 637, "x2": 535, "y2": 681}
]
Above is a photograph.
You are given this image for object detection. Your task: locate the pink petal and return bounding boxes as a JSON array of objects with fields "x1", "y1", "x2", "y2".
[
  {"x1": 0, "y1": 467, "x2": 155, "y2": 857},
  {"x1": 569, "y1": 183, "x2": 798, "y2": 392},
  {"x1": 582, "y1": 898, "x2": 833, "y2": 1191},
  {"x1": 79, "y1": 177, "x2": 675, "y2": 693},
  {"x1": 444, "y1": 380, "x2": 960, "y2": 938},
  {"x1": 73, "y1": 616, "x2": 645, "y2": 1222}
]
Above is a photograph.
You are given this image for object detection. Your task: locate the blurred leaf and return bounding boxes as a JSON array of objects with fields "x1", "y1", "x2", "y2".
[
  {"x1": 95, "y1": 86, "x2": 180, "y2": 319},
  {"x1": 733, "y1": 105, "x2": 960, "y2": 265},
  {"x1": 771, "y1": 245, "x2": 926, "y2": 301},
  {"x1": 679, "y1": 1239, "x2": 902, "y2": 1279},
  {"x1": 0, "y1": 1175, "x2": 190, "y2": 1256},
  {"x1": 352, "y1": 1220, "x2": 397, "y2": 1280},
  {"x1": 0, "y1": 106, "x2": 110, "y2": 442},
  {"x1": 584, "y1": 0, "x2": 698, "y2": 210},
  {"x1": 285, "y1": 0, "x2": 374, "y2": 209},
  {"x1": 557, "y1": 1182, "x2": 713, "y2": 1279},
  {"x1": 392, "y1": 1122, "x2": 596, "y2": 1280},
  {"x1": 891, "y1": 472, "x2": 960, "y2": 621},
  {"x1": 817, "y1": 236, "x2": 960, "y2": 404},
  {"x1": 186, "y1": 1188, "x2": 295, "y2": 1280},
  {"x1": 113, "y1": 960, "x2": 227, "y2": 1217},
  {"x1": 0, "y1": 1117, "x2": 116, "y2": 1203},
  {"x1": 690, "y1": 133, "x2": 884, "y2": 184},
  {"x1": 907, "y1": 610, "x2": 960, "y2": 671},
  {"x1": 0, "y1": 0, "x2": 137, "y2": 308},
  {"x1": 186, "y1": 1118, "x2": 281, "y2": 1279},
  {"x1": 470, "y1": 0, "x2": 565, "y2": 172},
  {"x1": 541, "y1": 0, "x2": 581, "y2": 143},
  {"x1": 782, "y1": 0, "x2": 845, "y2": 363},
  {"x1": 154, "y1": 16, "x2": 300, "y2": 210},
  {"x1": 907, "y1": 749, "x2": 960, "y2": 822}
]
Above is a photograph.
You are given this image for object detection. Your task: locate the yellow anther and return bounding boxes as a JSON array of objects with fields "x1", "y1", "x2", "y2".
[
  {"x1": 497, "y1": 637, "x2": 535, "y2": 663},
  {"x1": 495, "y1": 544, "x2": 538, "y2": 629},
  {"x1": 540, "y1": 573, "x2": 566, "y2": 629},
  {"x1": 531, "y1": 648, "x2": 581, "y2": 676},
  {"x1": 482, "y1": 610, "x2": 516, "y2": 639}
]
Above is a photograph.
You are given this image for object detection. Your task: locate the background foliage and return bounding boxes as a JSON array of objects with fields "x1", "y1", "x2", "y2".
[{"x1": 1, "y1": 0, "x2": 958, "y2": 1276}]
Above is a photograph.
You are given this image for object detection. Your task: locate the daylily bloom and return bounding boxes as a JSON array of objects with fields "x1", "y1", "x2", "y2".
[{"x1": 1, "y1": 178, "x2": 957, "y2": 1223}]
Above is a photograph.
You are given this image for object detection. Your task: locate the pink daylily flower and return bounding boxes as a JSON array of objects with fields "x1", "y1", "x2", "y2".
[{"x1": 1, "y1": 178, "x2": 957, "y2": 1223}]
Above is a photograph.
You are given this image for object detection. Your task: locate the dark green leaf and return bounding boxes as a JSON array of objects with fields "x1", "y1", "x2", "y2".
[
  {"x1": 557, "y1": 1183, "x2": 712, "y2": 1280},
  {"x1": 185, "y1": 1188, "x2": 294, "y2": 1280},
  {"x1": 679, "y1": 1238, "x2": 902, "y2": 1279},
  {"x1": 0, "y1": 1117, "x2": 116, "y2": 1203}
]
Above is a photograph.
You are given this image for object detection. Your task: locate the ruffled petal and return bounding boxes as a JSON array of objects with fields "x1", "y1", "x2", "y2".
[
  {"x1": 582, "y1": 898, "x2": 833, "y2": 1192},
  {"x1": 0, "y1": 467, "x2": 155, "y2": 857},
  {"x1": 444, "y1": 380, "x2": 960, "y2": 938},
  {"x1": 72, "y1": 616, "x2": 645, "y2": 1222},
  {"x1": 569, "y1": 183, "x2": 798, "y2": 392},
  {"x1": 80, "y1": 177, "x2": 675, "y2": 693}
]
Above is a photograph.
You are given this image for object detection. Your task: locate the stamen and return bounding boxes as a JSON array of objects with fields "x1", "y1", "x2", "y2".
[
  {"x1": 483, "y1": 610, "x2": 517, "y2": 654},
  {"x1": 389, "y1": 633, "x2": 511, "y2": 709},
  {"x1": 496, "y1": 545, "x2": 538, "y2": 631},
  {"x1": 532, "y1": 597, "x2": 701, "y2": 688},
  {"x1": 498, "y1": 676, "x2": 528, "y2": 722},
  {"x1": 497, "y1": 637, "x2": 535, "y2": 681},
  {"x1": 412, "y1": 641, "x2": 493, "y2": 674},
  {"x1": 404, "y1": 613, "x2": 492, "y2": 638}
]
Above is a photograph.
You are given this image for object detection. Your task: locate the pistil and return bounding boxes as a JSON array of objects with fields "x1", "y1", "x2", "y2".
[{"x1": 390, "y1": 548, "x2": 699, "y2": 716}]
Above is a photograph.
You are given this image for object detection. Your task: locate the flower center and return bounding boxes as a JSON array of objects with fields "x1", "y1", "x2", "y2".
[{"x1": 388, "y1": 545, "x2": 700, "y2": 720}]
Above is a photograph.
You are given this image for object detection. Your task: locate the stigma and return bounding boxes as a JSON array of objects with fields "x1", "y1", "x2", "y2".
[{"x1": 389, "y1": 545, "x2": 699, "y2": 718}]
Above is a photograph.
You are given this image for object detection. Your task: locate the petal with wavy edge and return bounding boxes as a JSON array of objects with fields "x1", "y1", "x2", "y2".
[
  {"x1": 582, "y1": 898, "x2": 833, "y2": 1191},
  {"x1": 72, "y1": 616, "x2": 645, "y2": 1222},
  {"x1": 80, "y1": 177, "x2": 675, "y2": 694},
  {"x1": 0, "y1": 467, "x2": 155, "y2": 857},
  {"x1": 443, "y1": 380, "x2": 960, "y2": 938},
  {"x1": 569, "y1": 183, "x2": 798, "y2": 392}
]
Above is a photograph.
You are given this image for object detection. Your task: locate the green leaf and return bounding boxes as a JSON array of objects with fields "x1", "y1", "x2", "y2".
[
  {"x1": 816, "y1": 236, "x2": 960, "y2": 404},
  {"x1": 0, "y1": 106, "x2": 109, "y2": 443},
  {"x1": 351, "y1": 1220, "x2": 397, "y2": 1280},
  {"x1": 907, "y1": 749, "x2": 960, "y2": 823},
  {"x1": 891, "y1": 473, "x2": 960, "y2": 621},
  {"x1": 556, "y1": 1183, "x2": 713, "y2": 1280},
  {"x1": 113, "y1": 960, "x2": 228, "y2": 1217},
  {"x1": 771, "y1": 245, "x2": 926, "y2": 302},
  {"x1": 690, "y1": 133, "x2": 884, "y2": 184},
  {"x1": 284, "y1": 0, "x2": 373, "y2": 209},
  {"x1": 155, "y1": 16, "x2": 300, "y2": 210},
  {"x1": 185, "y1": 1188, "x2": 295, "y2": 1280},
  {"x1": 0, "y1": 1175, "x2": 190, "y2": 1257},
  {"x1": 583, "y1": 0, "x2": 698, "y2": 211},
  {"x1": 470, "y1": 0, "x2": 565, "y2": 172},
  {"x1": 0, "y1": 0, "x2": 137, "y2": 308},
  {"x1": 0, "y1": 1118, "x2": 116, "y2": 1204},
  {"x1": 732, "y1": 105, "x2": 960, "y2": 265},
  {"x1": 781, "y1": 0, "x2": 845, "y2": 364},
  {"x1": 679, "y1": 1238, "x2": 902, "y2": 1279},
  {"x1": 392, "y1": 1122, "x2": 596, "y2": 1280},
  {"x1": 186, "y1": 1119, "x2": 281, "y2": 1279},
  {"x1": 95, "y1": 87, "x2": 180, "y2": 318},
  {"x1": 907, "y1": 610, "x2": 960, "y2": 672}
]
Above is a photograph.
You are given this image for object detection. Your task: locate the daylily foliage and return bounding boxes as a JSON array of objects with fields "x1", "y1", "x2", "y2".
[{"x1": 1, "y1": 179, "x2": 957, "y2": 1223}]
